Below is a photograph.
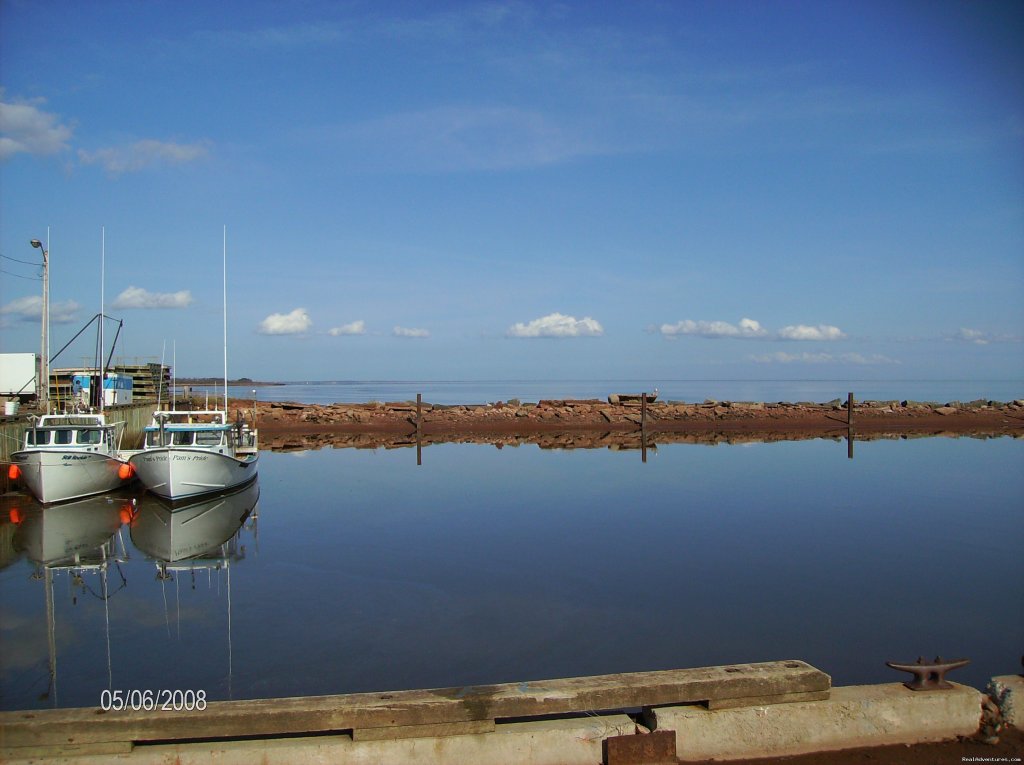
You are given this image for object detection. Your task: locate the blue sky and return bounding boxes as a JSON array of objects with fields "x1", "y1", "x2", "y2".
[{"x1": 2, "y1": 0, "x2": 1022, "y2": 382}]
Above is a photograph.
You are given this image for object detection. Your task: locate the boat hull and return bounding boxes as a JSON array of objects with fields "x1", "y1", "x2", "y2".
[
  {"x1": 128, "y1": 447, "x2": 259, "y2": 501},
  {"x1": 10, "y1": 450, "x2": 128, "y2": 504}
]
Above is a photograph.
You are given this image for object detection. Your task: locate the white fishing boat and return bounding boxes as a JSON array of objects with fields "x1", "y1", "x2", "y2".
[
  {"x1": 10, "y1": 231, "x2": 134, "y2": 504},
  {"x1": 10, "y1": 414, "x2": 133, "y2": 504},
  {"x1": 127, "y1": 410, "x2": 257, "y2": 501},
  {"x1": 127, "y1": 227, "x2": 258, "y2": 501}
]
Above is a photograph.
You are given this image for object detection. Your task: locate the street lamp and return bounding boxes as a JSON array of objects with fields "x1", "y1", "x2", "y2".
[{"x1": 30, "y1": 239, "x2": 49, "y2": 413}]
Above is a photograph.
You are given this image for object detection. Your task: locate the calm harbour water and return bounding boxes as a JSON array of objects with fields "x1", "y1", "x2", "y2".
[{"x1": 1, "y1": 435, "x2": 1022, "y2": 711}]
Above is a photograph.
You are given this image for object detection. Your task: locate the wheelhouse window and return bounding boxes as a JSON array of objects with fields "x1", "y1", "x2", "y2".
[
  {"x1": 53, "y1": 430, "x2": 73, "y2": 445},
  {"x1": 28, "y1": 430, "x2": 50, "y2": 446},
  {"x1": 195, "y1": 430, "x2": 223, "y2": 446},
  {"x1": 172, "y1": 431, "x2": 195, "y2": 446},
  {"x1": 145, "y1": 430, "x2": 170, "y2": 447},
  {"x1": 77, "y1": 429, "x2": 103, "y2": 445}
]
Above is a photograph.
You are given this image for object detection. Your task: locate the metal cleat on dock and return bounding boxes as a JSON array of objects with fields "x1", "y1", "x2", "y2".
[{"x1": 885, "y1": 656, "x2": 970, "y2": 690}]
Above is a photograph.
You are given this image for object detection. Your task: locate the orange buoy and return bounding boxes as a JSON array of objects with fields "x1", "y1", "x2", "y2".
[
  {"x1": 9, "y1": 508, "x2": 22, "y2": 524},
  {"x1": 7, "y1": 464, "x2": 20, "y2": 481},
  {"x1": 118, "y1": 462, "x2": 134, "y2": 480},
  {"x1": 120, "y1": 508, "x2": 132, "y2": 524}
]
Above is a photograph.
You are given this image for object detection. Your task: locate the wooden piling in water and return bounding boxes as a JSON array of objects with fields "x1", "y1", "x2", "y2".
[
  {"x1": 416, "y1": 393, "x2": 422, "y2": 465},
  {"x1": 641, "y1": 391, "x2": 647, "y2": 463},
  {"x1": 847, "y1": 392, "x2": 854, "y2": 427}
]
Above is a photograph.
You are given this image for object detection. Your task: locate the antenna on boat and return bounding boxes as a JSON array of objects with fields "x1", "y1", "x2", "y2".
[
  {"x1": 172, "y1": 342, "x2": 177, "y2": 412},
  {"x1": 157, "y1": 341, "x2": 166, "y2": 410},
  {"x1": 223, "y1": 225, "x2": 228, "y2": 413},
  {"x1": 100, "y1": 226, "x2": 105, "y2": 415}
]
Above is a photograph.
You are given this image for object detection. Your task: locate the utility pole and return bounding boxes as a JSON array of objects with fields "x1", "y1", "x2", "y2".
[{"x1": 30, "y1": 238, "x2": 49, "y2": 413}]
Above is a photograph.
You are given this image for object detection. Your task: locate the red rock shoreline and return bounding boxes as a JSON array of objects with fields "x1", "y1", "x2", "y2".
[{"x1": 239, "y1": 397, "x2": 1024, "y2": 441}]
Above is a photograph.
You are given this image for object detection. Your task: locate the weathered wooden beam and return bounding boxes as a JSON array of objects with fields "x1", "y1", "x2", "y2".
[
  {"x1": 353, "y1": 719, "x2": 495, "y2": 741},
  {"x1": 0, "y1": 661, "x2": 829, "y2": 750}
]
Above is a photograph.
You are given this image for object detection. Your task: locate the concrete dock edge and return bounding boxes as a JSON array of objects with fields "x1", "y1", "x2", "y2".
[
  {"x1": 2, "y1": 713, "x2": 638, "y2": 765},
  {"x1": 3, "y1": 671, "x2": 1012, "y2": 764},
  {"x1": 646, "y1": 682, "x2": 983, "y2": 761}
]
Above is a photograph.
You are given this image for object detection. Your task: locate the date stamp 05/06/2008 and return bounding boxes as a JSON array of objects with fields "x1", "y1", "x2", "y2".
[{"x1": 99, "y1": 689, "x2": 207, "y2": 712}]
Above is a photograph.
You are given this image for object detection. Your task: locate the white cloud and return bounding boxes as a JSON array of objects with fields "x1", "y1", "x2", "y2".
[
  {"x1": 1, "y1": 295, "x2": 81, "y2": 324},
  {"x1": 393, "y1": 326, "x2": 430, "y2": 338},
  {"x1": 954, "y1": 328, "x2": 989, "y2": 345},
  {"x1": 0, "y1": 92, "x2": 73, "y2": 159},
  {"x1": 111, "y1": 286, "x2": 193, "y2": 309},
  {"x1": 78, "y1": 139, "x2": 209, "y2": 175},
  {"x1": 660, "y1": 318, "x2": 767, "y2": 339},
  {"x1": 259, "y1": 308, "x2": 312, "y2": 335},
  {"x1": 507, "y1": 312, "x2": 604, "y2": 338},
  {"x1": 328, "y1": 320, "x2": 366, "y2": 336},
  {"x1": 751, "y1": 351, "x2": 898, "y2": 365},
  {"x1": 778, "y1": 324, "x2": 845, "y2": 341}
]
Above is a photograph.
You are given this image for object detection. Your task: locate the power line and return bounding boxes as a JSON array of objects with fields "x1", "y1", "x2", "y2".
[
  {"x1": 0, "y1": 252, "x2": 43, "y2": 267},
  {"x1": 0, "y1": 268, "x2": 42, "y2": 281}
]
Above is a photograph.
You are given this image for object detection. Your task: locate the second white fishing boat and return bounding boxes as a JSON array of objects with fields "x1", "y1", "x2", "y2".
[
  {"x1": 128, "y1": 227, "x2": 258, "y2": 501},
  {"x1": 128, "y1": 410, "x2": 257, "y2": 501}
]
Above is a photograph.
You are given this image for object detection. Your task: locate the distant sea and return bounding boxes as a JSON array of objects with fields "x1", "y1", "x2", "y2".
[{"x1": 206, "y1": 379, "x2": 1024, "y2": 406}]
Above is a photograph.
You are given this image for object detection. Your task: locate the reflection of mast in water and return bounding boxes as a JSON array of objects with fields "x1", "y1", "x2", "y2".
[
  {"x1": 7, "y1": 493, "x2": 133, "y2": 706},
  {"x1": 130, "y1": 479, "x2": 259, "y2": 699}
]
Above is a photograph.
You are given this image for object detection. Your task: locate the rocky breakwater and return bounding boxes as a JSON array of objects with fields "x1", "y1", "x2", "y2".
[{"x1": 249, "y1": 397, "x2": 1024, "y2": 438}]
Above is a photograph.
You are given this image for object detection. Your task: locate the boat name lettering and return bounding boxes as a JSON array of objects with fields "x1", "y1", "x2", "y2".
[{"x1": 62, "y1": 455, "x2": 89, "y2": 461}]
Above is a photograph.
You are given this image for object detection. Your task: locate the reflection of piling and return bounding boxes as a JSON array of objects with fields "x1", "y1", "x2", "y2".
[{"x1": 847, "y1": 392, "x2": 854, "y2": 459}]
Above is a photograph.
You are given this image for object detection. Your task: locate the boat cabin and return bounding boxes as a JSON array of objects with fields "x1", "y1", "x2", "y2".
[
  {"x1": 142, "y1": 410, "x2": 257, "y2": 454},
  {"x1": 144, "y1": 426, "x2": 230, "y2": 449},
  {"x1": 24, "y1": 415, "x2": 118, "y2": 451}
]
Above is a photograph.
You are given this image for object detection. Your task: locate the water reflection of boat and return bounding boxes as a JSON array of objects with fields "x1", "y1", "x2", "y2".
[
  {"x1": 11, "y1": 492, "x2": 132, "y2": 566},
  {"x1": 130, "y1": 479, "x2": 259, "y2": 564},
  {"x1": 5, "y1": 492, "x2": 132, "y2": 707},
  {"x1": 129, "y1": 479, "x2": 258, "y2": 700}
]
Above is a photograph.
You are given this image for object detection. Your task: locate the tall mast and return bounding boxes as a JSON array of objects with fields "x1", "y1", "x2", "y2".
[
  {"x1": 223, "y1": 226, "x2": 228, "y2": 412},
  {"x1": 100, "y1": 227, "x2": 105, "y2": 414},
  {"x1": 157, "y1": 340, "x2": 166, "y2": 409}
]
